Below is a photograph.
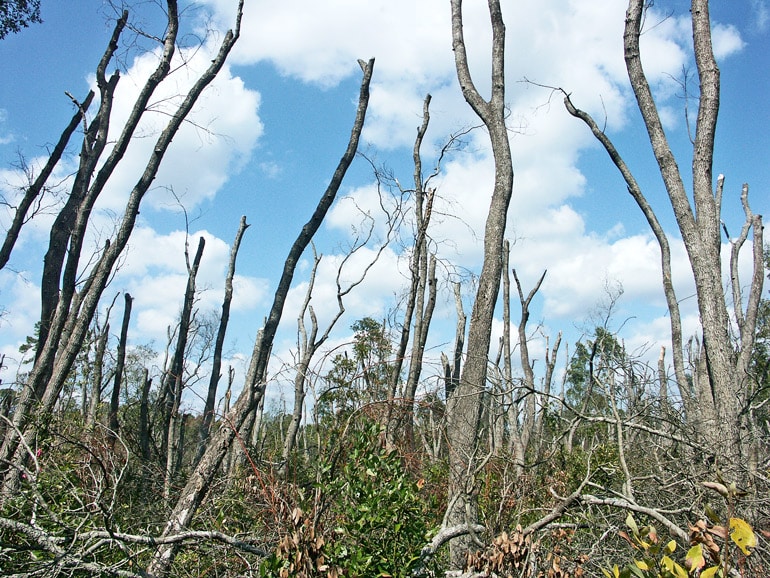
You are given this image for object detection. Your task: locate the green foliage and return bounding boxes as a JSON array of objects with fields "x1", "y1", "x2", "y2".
[
  {"x1": 566, "y1": 326, "x2": 627, "y2": 412},
  {"x1": 318, "y1": 317, "x2": 393, "y2": 421},
  {"x1": 260, "y1": 423, "x2": 435, "y2": 577},
  {"x1": 0, "y1": 0, "x2": 41, "y2": 40},
  {"x1": 323, "y1": 423, "x2": 434, "y2": 576}
]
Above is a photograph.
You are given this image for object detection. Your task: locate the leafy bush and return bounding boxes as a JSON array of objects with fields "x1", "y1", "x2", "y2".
[{"x1": 260, "y1": 422, "x2": 436, "y2": 577}]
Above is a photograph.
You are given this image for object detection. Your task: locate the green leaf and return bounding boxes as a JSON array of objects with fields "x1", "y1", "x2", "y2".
[
  {"x1": 664, "y1": 540, "x2": 677, "y2": 555},
  {"x1": 660, "y1": 555, "x2": 688, "y2": 578},
  {"x1": 634, "y1": 559, "x2": 650, "y2": 571},
  {"x1": 700, "y1": 566, "x2": 720, "y2": 578},
  {"x1": 729, "y1": 517, "x2": 757, "y2": 555},
  {"x1": 626, "y1": 513, "x2": 639, "y2": 536},
  {"x1": 704, "y1": 504, "x2": 722, "y2": 524},
  {"x1": 685, "y1": 544, "x2": 704, "y2": 571}
]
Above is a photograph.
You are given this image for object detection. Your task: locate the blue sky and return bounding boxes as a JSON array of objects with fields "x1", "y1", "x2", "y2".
[{"x1": 0, "y1": 0, "x2": 768, "y2": 411}]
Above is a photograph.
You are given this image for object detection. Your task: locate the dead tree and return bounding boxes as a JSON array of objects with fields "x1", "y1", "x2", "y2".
[
  {"x1": 145, "y1": 58, "x2": 374, "y2": 578},
  {"x1": 446, "y1": 0, "x2": 514, "y2": 567},
  {"x1": 86, "y1": 306, "x2": 113, "y2": 430},
  {"x1": 139, "y1": 368, "x2": 153, "y2": 461},
  {"x1": 108, "y1": 293, "x2": 132, "y2": 445},
  {"x1": 163, "y1": 236, "x2": 205, "y2": 500},
  {"x1": 279, "y1": 193, "x2": 396, "y2": 475},
  {"x1": 442, "y1": 281, "x2": 466, "y2": 402},
  {"x1": 564, "y1": 0, "x2": 764, "y2": 480},
  {"x1": 0, "y1": 0, "x2": 246, "y2": 495},
  {"x1": 196, "y1": 216, "x2": 249, "y2": 464},
  {"x1": 0, "y1": 91, "x2": 94, "y2": 271}
]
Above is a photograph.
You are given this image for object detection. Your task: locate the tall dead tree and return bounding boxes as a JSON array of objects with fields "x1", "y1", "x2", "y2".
[
  {"x1": 446, "y1": 0, "x2": 514, "y2": 568},
  {"x1": 108, "y1": 292, "x2": 132, "y2": 445},
  {"x1": 385, "y1": 95, "x2": 440, "y2": 450},
  {"x1": 164, "y1": 236, "x2": 205, "y2": 499},
  {"x1": 145, "y1": 58, "x2": 374, "y2": 578},
  {"x1": 196, "y1": 216, "x2": 249, "y2": 464},
  {"x1": 0, "y1": 0, "x2": 246, "y2": 496},
  {"x1": 564, "y1": 0, "x2": 763, "y2": 480}
]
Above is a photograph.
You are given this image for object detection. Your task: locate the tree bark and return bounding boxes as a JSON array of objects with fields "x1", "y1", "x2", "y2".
[
  {"x1": 86, "y1": 318, "x2": 110, "y2": 430},
  {"x1": 139, "y1": 368, "x2": 152, "y2": 461},
  {"x1": 510, "y1": 269, "x2": 546, "y2": 472},
  {"x1": 446, "y1": 0, "x2": 513, "y2": 567},
  {"x1": 108, "y1": 293, "x2": 132, "y2": 445},
  {"x1": 164, "y1": 236, "x2": 205, "y2": 500},
  {"x1": 385, "y1": 95, "x2": 438, "y2": 450},
  {"x1": 623, "y1": 0, "x2": 761, "y2": 476}
]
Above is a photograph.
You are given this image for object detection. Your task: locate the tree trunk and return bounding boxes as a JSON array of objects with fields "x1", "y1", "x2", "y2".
[
  {"x1": 108, "y1": 293, "x2": 132, "y2": 445},
  {"x1": 385, "y1": 95, "x2": 437, "y2": 450},
  {"x1": 0, "y1": 91, "x2": 94, "y2": 272},
  {"x1": 86, "y1": 319, "x2": 110, "y2": 430},
  {"x1": 446, "y1": 0, "x2": 513, "y2": 567},
  {"x1": 164, "y1": 236, "x2": 205, "y2": 500},
  {"x1": 139, "y1": 368, "x2": 152, "y2": 461},
  {"x1": 443, "y1": 281, "x2": 466, "y2": 401},
  {"x1": 197, "y1": 217, "x2": 249, "y2": 464}
]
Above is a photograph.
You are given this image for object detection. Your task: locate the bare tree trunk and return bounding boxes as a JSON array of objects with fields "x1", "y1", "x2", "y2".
[
  {"x1": 164, "y1": 236, "x2": 205, "y2": 500},
  {"x1": 385, "y1": 95, "x2": 437, "y2": 450},
  {"x1": 512, "y1": 269, "x2": 546, "y2": 467},
  {"x1": 145, "y1": 58, "x2": 374, "y2": 578},
  {"x1": 532, "y1": 331, "x2": 560, "y2": 463},
  {"x1": 402, "y1": 254, "x2": 437, "y2": 450},
  {"x1": 0, "y1": 0, "x2": 243, "y2": 494},
  {"x1": 86, "y1": 318, "x2": 110, "y2": 430},
  {"x1": 280, "y1": 252, "x2": 321, "y2": 476},
  {"x1": 139, "y1": 368, "x2": 152, "y2": 461},
  {"x1": 197, "y1": 216, "x2": 249, "y2": 464},
  {"x1": 108, "y1": 293, "x2": 132, "y2": 444},
  {"x1": 442, "y1": 281, "x2": 466, "y2": 401},
  {"x1": 446, "y1": 0, "x2": 513, "y2": 567}
]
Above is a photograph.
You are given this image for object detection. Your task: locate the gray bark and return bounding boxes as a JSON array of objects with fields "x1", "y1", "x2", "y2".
[
  {"x1": 385, "y1": 95, "x2": 438, "y2": 450},
  {"x1": 86, "y1": 318, "x2": 110, "y2": 430},
  {"x1": 139, "y1": 368, "x2": 152, "y2": 461},
  {"x1": 446, "y1": 0, "x2": 513, "y2": 567},
  {"x1": 108, "y1": 293, "x2": 132, "y2": 444},
  {"x1": 164, "y1": 236, "x2": 205, "y2": 500}
]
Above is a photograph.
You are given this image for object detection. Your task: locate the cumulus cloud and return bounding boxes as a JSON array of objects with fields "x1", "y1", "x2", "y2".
[{"x1": 91, "y1": 40, "x2": 263, "y2": 214}]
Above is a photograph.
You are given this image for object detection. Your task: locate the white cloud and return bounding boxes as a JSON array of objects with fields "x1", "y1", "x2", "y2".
[
  {"x1": 711, "y1": 23, "x2": 746, "y2": 59},
  {"x1": 3, "y1": 0, "x2": 759, "y2": 408},
  {"x1": 750, "y1": 0, "x2": 770, "y2": 32},
  {"x1": 91, "y1": 40, "x2": 263, "y2": 214}
]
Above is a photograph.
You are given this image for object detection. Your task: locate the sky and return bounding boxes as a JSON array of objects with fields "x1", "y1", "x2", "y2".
[{"x1": 0, "y1": 0, "x2": 768, "y2": 413}]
